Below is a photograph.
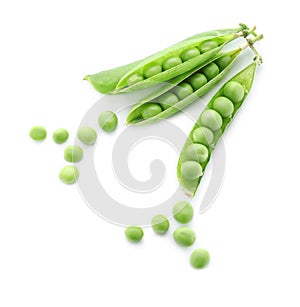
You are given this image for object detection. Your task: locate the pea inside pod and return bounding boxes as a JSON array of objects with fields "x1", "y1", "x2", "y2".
[{"x1": 177, "y1": 61, "x2": 258, "y2": 196}]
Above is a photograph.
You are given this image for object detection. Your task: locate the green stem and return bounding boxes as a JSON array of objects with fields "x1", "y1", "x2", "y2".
[{"x1": 247, "y1": 34, "x2": 264, "y2": 64}]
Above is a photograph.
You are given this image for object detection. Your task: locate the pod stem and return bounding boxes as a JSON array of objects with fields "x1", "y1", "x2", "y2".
[
  {"x1": 248, "y1": 34, "x2": 264, "y2": 64},
  {"x1": 240, "y1": 25, "x2": 258, "y2": 38}
]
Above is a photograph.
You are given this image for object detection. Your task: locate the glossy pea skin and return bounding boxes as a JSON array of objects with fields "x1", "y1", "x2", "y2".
[
  {"x1": 98, "y1": 111, "x2": 118, "y2": 132},
  {"x1": 213, "y1": 96, "x2": 234, "y2": 117},
  {"x1": 151, "y1": 214, "x2": 170, "y2": 234},
  {"x1": 181, "y1": 48, "x2": 200, "y2": 62},
  {"x1": 185, "y1": 144, "x2": 209, "y2": 163},
  {"x1": 181, "y1": 161, "x2": 203, "y2": 181},
  {"x1": 127, "y1": 73, "x2": 144, "y2": 85},
  {"x1": 144, "y1": 64, "x2": 162, "y2": 78},
  {"x1": 199, "y1": 109, "x2": 223, "y2": 131},
  {"x1": 192, "y1": 127, "x2": 214, "y2": 146},
  {"x1": 223, "y1": 81, "x2": 245, "y2": 103},
  {"x1": 190, "y1": 248, "x2": 210, "y2": 269},
  {"x1": 157, "y1": 92, "x2": 179, "y2": 110},
  {"x1": 173, "y1": 227, "x2": 196, "y2": 247},
  {"x1": 162, "y1": 56, "x2": 182, "y2": 70},
  {"x1": 64, "y1": 145, "x2": 83, "y2": 163},
  {"x1": 173, "y1": 202, "x2": 194, "y2": 224},
  {"x1": 187, "y1": 73, "x2": 207, "y2": 91},
  {"x1": 201, "y1": 63, "x2": 220, "y2": 80},
  {"x1": 173, "y1": 83, "x2": 194, "y2": 100},
  {"x1": 215, "y1": 54, "x2": 232, "y2": 70},
  {"x1": 140, "y1": 103, "x2": 162, "y2": 119},
  {"x1": 52, "y1": 128, "x2": 69, "y2": 144},
  {"x1": 199, "y1": 40, "x2": 219, "y2": 53},
  {"x1": 77, "y1": 127, "x2": 97, "y2": 145},
  {"x1": 59, "y1": 165, "x2": 79, "y2": 184},
  {"x1": 29, "y1": 126, "x2": 47, "y2": 141},
  {"x1": 125, "y1": 226, "x2": 144, "y2": 242}
]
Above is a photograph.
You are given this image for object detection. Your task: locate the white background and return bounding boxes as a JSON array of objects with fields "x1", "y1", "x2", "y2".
[{"x1": 1, "y1": 0, "x2": 300, "y2": 306}]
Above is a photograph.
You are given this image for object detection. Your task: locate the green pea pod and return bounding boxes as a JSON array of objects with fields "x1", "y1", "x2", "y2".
[
  {"x1": 84, "y1": 25, "x2": 249, "y2": 94},
  {"x1": 126, "y1": 47, "x2": 244, "y2": 125},
  {"x1": 177, "y1": 61, "x2": 258, "y2": 197}
]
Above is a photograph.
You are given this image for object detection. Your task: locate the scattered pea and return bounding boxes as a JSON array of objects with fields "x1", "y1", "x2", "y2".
[
  {"x1": 64, "y1": 145, "x2": 83, "y2": 163},
  {"x1": 125, "y1": 226, "x2": 144, "y2": 242},
  {"x1": 59, "y1": 165, "x2": 79, "y2": 184},
  {"x1": 157, "y1": 92, "x2": 179, "y2": 110},
  {"x1": 173, "y1": 227, "x2": 196, "y2": 247},
  {"x1": 127, "y1": 73, "x2": 144, "y2": 85},
  {"x1": 192, "y1": 127, "x2": 214, "y2": 146},
  {"x1": 199, "y1": 109, "x2": 223, "y2": 131},
  {"x1": 144, "y1": 64, "x2": 162, "y2": 78},
  {"x1": 140, "y1": 103, "x2": 163, "y2": 119},
  {"x1": 29, "y1": 126, "x2": 47, "y2": 141},
  {"x1": 162, "y1": 56, "x2": 182, "y2": 70},
  {"x1": 77, "y1": 127, "x2": 97, "y2": 145},
  {"x1": 213, "y1": 96, "x2": 234, "y2": 117},
  {"x1": 173, "y1": 83, "x2": 194, "y2": 100},
  {"x1": 187, "y1": 73, "x2": 207, "y2": 90},
  {"x1": 181, "y1": 48, "x2": 201, "y2": 62},
  {"x1": 98, "y1": 111, "x2": 118, "y2": 132},
  {"x1": 151, "y1": 214, "x2": 170, "y2": 234},
  {"x1": 52, "y1": 128, "x2": 69, "y2": 144},
  {"x1": 215, "y1": 54, "x2": 232, "y2": 70},
  {"x1": 223, "y1": 81, "x2": 245, "y2": 103},
  {"x1": 201, "y1": 62, "x2": 220, "y2": 80},
  {"x1": 173, "y1": 201, "x2": 194, "y2": 224},
  {"x1": 185, "y1": 144, "x2": 209, "y2": 163},
  {"x1": 199, "y1": 40, "x2": 218, "y2": 53},
  {"x1": 190, "y1": 248, "x2": 210, "y2": 269},
  {"x1": 181, "y1": 161, "x2": 203, "y2": 181}
]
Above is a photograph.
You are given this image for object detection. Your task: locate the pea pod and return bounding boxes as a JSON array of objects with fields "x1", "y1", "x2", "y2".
[
  {"x1": 84, "y1": 24, "x2": 250, "y2": 94},
  {"x1": 126, "y1": 47, "x2": 244, "y2": 125},
  {"x1": 177, "y1": 60, "x2": 259, "y2": 197}
]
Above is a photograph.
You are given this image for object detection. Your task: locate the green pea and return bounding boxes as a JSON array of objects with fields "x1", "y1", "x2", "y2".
[
  {"x1": 213, "y1": 96, "x2": 234, "y2": 117},
  {"x1": 151, "y1": 214, "x2": 170, "y2": 234},
  {"x1": 192, "y1": 127, "x2": 214, "y2": 146},
  {"x1": 223, "y1": 81, "x2": 245, "y2": 103},
  {"x1": 199, "y1": 40, "x2": 219, "y2": 53},
  {"x1": 144, "y1": 64, "x2": 162, "y2": 78},
  {"x1": 187, "y1": 73, "x2": 207, "y2": 90},
  {"x1": 162, "y1": 56, "x2": 182, "y2": 70},
  {"x1": 185, "y1": 144, "x2": 209, "y2": 163},
  {"x1": 59, "y1": 165, "x2": 79, "y2": 184},
  {"x1": 199, "y1": 109, "x2": 223, "y2": 131},
  {"x1": 190, "y1": 248, "x2": 210, "y2": 269},
  {"x1": 127, "y1": 73, "x2": 144, "y2": 85},
  {"x1": 181, "y1": 48, "x2": 200, "y2": 62},
  {"x1": 173, "y1": 83, "x2": 194, "y2": 100},
  {"x1": 181, "y1": 161, "x2": 203, "y2": 181},
  {"x1": 64, "y1": 145, "x2": 83, "y2": 163},
  {"x1": 201, "y1": 62, "x2": 220, "y2": 80},
  {"x1": 140, "y1": 103, "x2": 163, "y2": 119},
  {"x1": 215, "y1": 54, "x2": 232, "y2": 70},
  {"x1": 125, "y1": 226, "x2": 144, "y2": 242},
  {"x1": 157, "y1": 92, "x2": 179, "y2": 110},
  {"x1": 29, "y1": 126, "x2": 47, "y2": 141},
  {"x1": 173, "y1": 201, "x2": 194, "y2": 224},
  {"x1": 173, "y1": 227, "x2": 196, "y2": 247},
  {"x1": 52, "y1": 128, "x2": 69, "y2": 144},
  {"x1": 77, "y1": 127, "x2": 97, "y2": 145},
  {"x1": 98, "y1": 111, "x2": 118, "y2": 132}
]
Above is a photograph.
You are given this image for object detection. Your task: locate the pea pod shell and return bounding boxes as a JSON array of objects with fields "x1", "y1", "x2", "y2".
[
  {"x1": 84, "y1": 26, "x2": 246, "y2": 94},
  {"x1": 127, "y1": 48, "x2": 243, "y2": 125},
  {"x1": 177, "y1": 62, "x2": 258, "y2": 196}
]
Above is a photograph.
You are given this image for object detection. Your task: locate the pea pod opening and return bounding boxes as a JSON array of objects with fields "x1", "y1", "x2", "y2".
[
  {"x1": 177, "y1": 60, "x2": 260, "y2": 197},
  {"x1": 84, "y1": 24, "x2": 252, "y2": 94}
]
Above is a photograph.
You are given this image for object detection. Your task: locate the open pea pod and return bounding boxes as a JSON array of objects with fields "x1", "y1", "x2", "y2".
[
  {"x1": 177, "y1": 61, "x2": 258, "y2": 197},
  {"x1": 84, "y1": 24, "x2": 250, "y2": 94},
  {"x1": 126, "y1": 47, "x2": 244, "y2": 125}
]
